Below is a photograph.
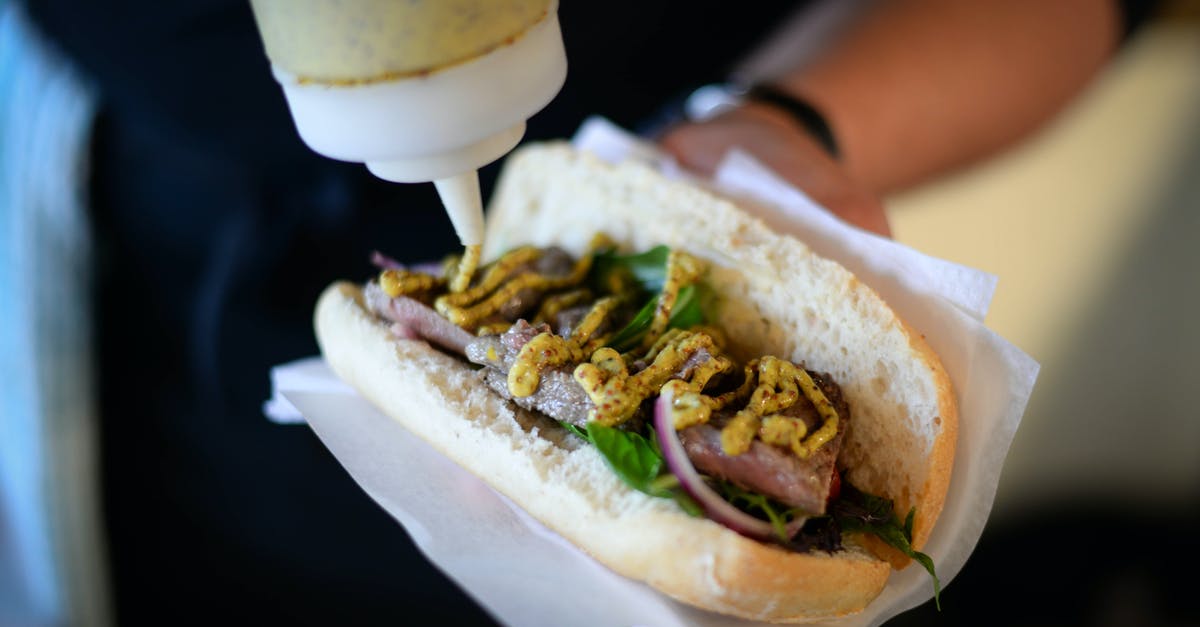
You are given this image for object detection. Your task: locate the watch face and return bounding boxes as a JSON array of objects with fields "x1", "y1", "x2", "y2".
[{"x1": 684, "y1": 83, "x2": 743, "y2": 122}]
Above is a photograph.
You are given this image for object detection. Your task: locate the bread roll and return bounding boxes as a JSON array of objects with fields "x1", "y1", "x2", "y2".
[{"x1": 315, "y1": 143, "x2": 956, "y2": 622}]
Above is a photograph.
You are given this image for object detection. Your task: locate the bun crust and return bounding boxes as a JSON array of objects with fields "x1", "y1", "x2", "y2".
[
  {"x1": 317, "y1": 282, "x2": 890, "y2": 622},
  {"x1": 314, "y1": 143, "x2": 956, "y2": 621}
]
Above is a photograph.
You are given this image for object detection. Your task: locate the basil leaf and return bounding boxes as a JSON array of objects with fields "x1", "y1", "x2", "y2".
[
  {"x1": 592, "y1": 245, "x2": 671, "y2": 294},
  {"x1": 606, "y1": 284, "x2": 706, "y2": 353},
  {"x1": 669, "y1": 283, "x2": 708, "y2": 329},
  {"x1": 868, "y1": 516, "x2": 942, "y2": 610},
  {"x1": 910, "y1": 551, "x2": 941, "y2": 609},
  {"x1": 586, "y1": 422, "x2": 702, "y2": 517},
  {"x1": 593, "y1": 245, "x2": 711, "y2": 353},
  {"x1": 605, "y1": 297, "x2": 657, "y2": 353},
  {"x1": 586, "y1": 422, "x2": 662, "y2": 493}
]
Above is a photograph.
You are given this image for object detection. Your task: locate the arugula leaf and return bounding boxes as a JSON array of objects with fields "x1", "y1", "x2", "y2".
[
  {"x1": 585, "y1": 422, "x2": 702, "y2": 517},
  {"x1": 580, "y1": 421, "x2": 938, "y2": 605},
  {"x1": 671, "y1": 490, "x2": 704, "y2": 517},
  {"x1": 713, "y1": 480, "x2": 808, "y2": 543},
  {"x1": 559, "y1": 421, "x2": 590, "y2": 441},
  {"x1": 651, "y1": 474, "x2": 705, "y2": 518},
  {"x1": 834, "y1": 485, "x2": 943, "y2": 610}
]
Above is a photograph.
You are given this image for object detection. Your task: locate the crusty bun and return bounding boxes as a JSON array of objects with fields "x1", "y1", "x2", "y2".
[{"x1": 314, "y1": 143, "x2": 956, "y2": 622}]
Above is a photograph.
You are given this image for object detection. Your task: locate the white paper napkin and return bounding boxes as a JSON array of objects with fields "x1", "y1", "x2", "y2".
[{"x1": 269, "y1": 118, "x2": 1039, "y2": 626}]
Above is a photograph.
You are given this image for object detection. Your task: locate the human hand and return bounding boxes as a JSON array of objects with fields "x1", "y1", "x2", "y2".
[{"x1": 657, "y1": 102, "x2": 891, "y2": 237}]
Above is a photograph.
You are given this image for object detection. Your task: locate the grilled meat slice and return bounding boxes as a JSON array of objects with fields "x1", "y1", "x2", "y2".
[{"x1": 679, "y1": 372, "x2": 848, "y2": 515}]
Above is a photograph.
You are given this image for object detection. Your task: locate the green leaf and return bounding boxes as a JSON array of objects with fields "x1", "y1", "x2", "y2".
[
  {"x1": 592, "y1": 245, "x2": 711, "y2": 353},
  {"x1": 586, "y1": 422, "x2": 663, "y2": 493},
  {"x1": 911, "y1": 551, "x2": 942, "y2": 610},
  {"x1": 605, "y1": 296, "x2": 658, "y2": 353},
  {"x1": 833, "y1": 486, "x2": 943, "y2": 610},
  {"x1": 592, "y1": 245, "x2": 671, "y2": 294},
  {"x1": 559, "y1": 421, "x2": 590, "y2": 441},
  {"x1": 605, "y1": 284, "x2": 706, "y2": 353},
  {"x1": 712, "y1": 480, "x2": 808, "y2": 543},
  {"x1": 668, "y1": 283, "x2": 708, "y2": 329},
  {"x1": 585, "y1": 422, "x2": 703, "y2": 517},
  {"x1": 670, "y1": 489, "x2": 704, "y2": 517}
]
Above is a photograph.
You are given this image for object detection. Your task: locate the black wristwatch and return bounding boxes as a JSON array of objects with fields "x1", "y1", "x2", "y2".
[{"x1": 682, "y1": 83, "x2": 840, "y2": 159}]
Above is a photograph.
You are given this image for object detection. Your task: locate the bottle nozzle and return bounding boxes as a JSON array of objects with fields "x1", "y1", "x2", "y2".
[{"x1": 434, "y1": 171, "x2": 485, "y2": 247}]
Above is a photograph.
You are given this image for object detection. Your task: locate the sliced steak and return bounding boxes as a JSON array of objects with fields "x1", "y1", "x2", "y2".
[
  {"x1": 364, "y1": 281, "x2": 476, "y2": 356},
  {"x1": 467, "y1": 319, "x2": 737, "y2": 430},
  {"x1": 466, "y1": 320, "x2": 596, "y2": 427},
  {"x1": 532, "y1": 247, "x2": 575, "y2": 277},
  {"x1": 464, "y1": 319, "x2": 549, "y2": 370},
  {"x1": 553, "y1": 304, "x2": 593, "y2": 338},
  {"x1": 488, "y1": 247, "x2": 579, "y2": 321},
  {"x1": 480, "y1": 368, "x2": 595, "y2": 428},
  {"x1": 679, "y1": 372, "x2": 849, "y2": 515}
]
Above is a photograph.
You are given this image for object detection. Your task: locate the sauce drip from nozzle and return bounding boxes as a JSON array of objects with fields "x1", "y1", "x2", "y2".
[{"x1": 434, "y1": 172, "x2": 487, "y2": 292}]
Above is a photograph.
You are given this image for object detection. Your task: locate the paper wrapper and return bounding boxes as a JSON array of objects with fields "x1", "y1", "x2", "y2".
[{"x1": 267, "y1": 118, "x2": 1039, "y2": 626}]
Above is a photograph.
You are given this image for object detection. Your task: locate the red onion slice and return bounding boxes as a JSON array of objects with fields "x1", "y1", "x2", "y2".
[
  {"x1": 370, "y1": 251, "x2": 444, "y2": 277},
  {"x1": 370, "y1": 250, "x2": 405, "y2": 271},
  {"x1": 653, "y1": 390, "x2": 806, "y2": 542}
]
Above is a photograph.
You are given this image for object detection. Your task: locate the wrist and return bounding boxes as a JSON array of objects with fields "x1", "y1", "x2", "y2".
[
  {"x1": 743, "y1": 84, "x2": 840, "y2": 159},
  {"x1": 681, "y1": 82, "x2": 841, "y2": 160}
]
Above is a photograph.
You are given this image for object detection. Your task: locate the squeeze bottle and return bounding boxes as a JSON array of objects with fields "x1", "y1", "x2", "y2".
[{"x1": 249, "y1": 0, "x2": 567, "y2": 248}]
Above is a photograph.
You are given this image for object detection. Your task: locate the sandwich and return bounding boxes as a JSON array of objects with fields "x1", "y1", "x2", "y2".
[{"x1": 314, "y1": 143, "x2": 957, "y2": 622}]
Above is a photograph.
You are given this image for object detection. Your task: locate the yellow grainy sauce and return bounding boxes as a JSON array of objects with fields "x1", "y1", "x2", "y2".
[
  {"x1": 377, "y1": 239, "x2": 840, "y2": 460},
  {"x1": 437, "y1": 246, "x2": 540, "y2": 307},
  {"x1": 637, "y1": 250, "x2": 705, "y2": 352},
  {"x1": 449, "y1": 244, "x2": 482, "y2": 294},
  {"x1": 710, "y1": 357, "x2": 840, "y2": 459},
  {"x1": 440, "y1": 257, "x2": 592, "y2": 327},
  {"x1": 250, "y1": 0, "x2": 552, "y2": 83},
  {"x1": 533, "y1": 289, "x2": 592, "y2": 325},
  {"x1": 433, "y1": 248, "x2": 593, "y2": 328},
  {"x1": 509, "y1": 333, "x2": 585, "y2": 397},
  {"x1": 508, "y1": 296, "x2": 620, "y2": 397},
  {"x1": 574, "y1": 330, "x2": 730, "y2": 426},
  {"x1": 379, "y1": 269, "x2": 444, "y2": 297}
]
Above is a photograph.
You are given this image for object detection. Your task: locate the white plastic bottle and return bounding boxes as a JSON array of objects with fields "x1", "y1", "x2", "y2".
[{"x1": 249, "y1": 0, "x2": 567, "y2": 248}]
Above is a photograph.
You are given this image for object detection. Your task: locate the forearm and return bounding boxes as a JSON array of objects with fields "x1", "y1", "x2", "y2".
[{"x1": 777, "y1": 0, "x2": 1123, "y2": 192}]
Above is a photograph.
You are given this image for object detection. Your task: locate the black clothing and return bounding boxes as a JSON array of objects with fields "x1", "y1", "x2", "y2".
[{"x1": 25, "y1": 2, "x2": 798, "y2": 624}]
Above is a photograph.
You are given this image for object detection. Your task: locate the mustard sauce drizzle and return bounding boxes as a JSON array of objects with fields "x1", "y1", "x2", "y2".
[
  {"x1": 574, "y1": 329, "x2": 732, "y2": 426},
  {"x1": 532, "y1": 288, "x2": 593, "y2": 325},
  {"x1": 377, "y1": 240, "x2": 840, "y2": 460},
  {"x1": 436, "y1": 249, "x2": 594, "y2": 328},
  {"x1": 449, "y1": 244, "x2": 482, "y2": 293},
  {"x1": 437, "y1": 246, "x2": 540, "y2": 307},
  {"x1": 507, "y1": 296, "x2": 619, "y2": 397},
  {"x1": 379, "y1": 269, "x2": 445, "y2": 297},
  {"x1": 638, "y1": 250, "x2": 706, "y2": 351},
  {"x1": 707, "y1": 357, "x2": 841, "y2": 459}
]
